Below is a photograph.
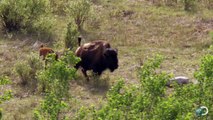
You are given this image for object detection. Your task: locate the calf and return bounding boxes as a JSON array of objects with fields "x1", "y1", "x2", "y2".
[{"x1": 39, "y1": 45, "x2": 58, "y2": 60}]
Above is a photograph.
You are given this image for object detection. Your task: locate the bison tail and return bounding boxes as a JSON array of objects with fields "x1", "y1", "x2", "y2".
[{"x1": 78, "y1": 36, "x2": 81, "y2": 46}]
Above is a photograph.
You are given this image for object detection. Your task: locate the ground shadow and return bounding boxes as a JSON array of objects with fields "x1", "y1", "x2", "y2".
[{"x1": 72, "y1": 73, "x2": 111, "y2": 96}]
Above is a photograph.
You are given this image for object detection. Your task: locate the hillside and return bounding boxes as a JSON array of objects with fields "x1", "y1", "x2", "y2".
[{"x1": 0, "y1": 0, "x2": 213, "y2": 119}]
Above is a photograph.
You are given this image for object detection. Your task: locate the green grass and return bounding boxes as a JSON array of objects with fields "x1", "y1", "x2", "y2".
[{"x1": 0, "y1": 0, "x2": 213, "y2": 119}]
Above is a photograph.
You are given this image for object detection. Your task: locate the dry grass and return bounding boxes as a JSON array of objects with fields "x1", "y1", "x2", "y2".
[
  {"x1": 0, "y1": 0, "x2": 213, "y2": 119},
  {"x1": 0, "y1": 96, "x2": 41, "y2": 120}
]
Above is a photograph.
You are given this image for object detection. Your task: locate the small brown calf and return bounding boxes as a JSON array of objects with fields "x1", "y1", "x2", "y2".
[{"x1": 39, "y1": 45, "x2": 58, "y2": 60}]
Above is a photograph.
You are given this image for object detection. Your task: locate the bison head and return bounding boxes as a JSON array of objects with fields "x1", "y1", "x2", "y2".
[{"x1": 104, "y1": 48, "x2": 118, "y2": 72}]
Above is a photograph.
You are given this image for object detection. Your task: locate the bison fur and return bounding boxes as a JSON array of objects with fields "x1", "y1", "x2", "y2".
[{"x1": 75, "y1": 40, "x2": 118, "y2": 81}]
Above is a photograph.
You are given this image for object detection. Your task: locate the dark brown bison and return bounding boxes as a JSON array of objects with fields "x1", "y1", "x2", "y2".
[{"x1": 75, "y1": 39, "x2": 118, "y2": 81}]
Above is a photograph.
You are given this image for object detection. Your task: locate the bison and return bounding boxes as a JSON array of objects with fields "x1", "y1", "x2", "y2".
[{"x1": 75, "y1": 38, "x2": 118, "y2": 81}]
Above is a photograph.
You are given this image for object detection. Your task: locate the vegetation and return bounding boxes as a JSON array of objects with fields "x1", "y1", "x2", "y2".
[
  {"x1": 34, "y1": 51, "x2": 80, "y2": 119},
  {"x1": 74, "y1": 54, "x2": 212, "y2": 119},
  {"x1": 0, "y1": 0, "x2": 54, "y2": 40},
  {"x1": 0, "y1": 0, "x2": 213, "y2": 119},
  {"x1": 67, "y1": 0, "x2": 92, "y2": 31},
  {"x1": 15, "y1": 53, "x2": 43, "y2": 89},
  {"x1": 0, "y1": 76, "x2": 12, "y2": 120},
  {"x1": 64, "y1": 22, "x2": 79, "y2": 50}
]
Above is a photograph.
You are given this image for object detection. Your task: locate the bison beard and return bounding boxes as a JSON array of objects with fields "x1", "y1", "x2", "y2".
[{"x1": 75, "y1": 40, "x2": 118, "y2": 81}]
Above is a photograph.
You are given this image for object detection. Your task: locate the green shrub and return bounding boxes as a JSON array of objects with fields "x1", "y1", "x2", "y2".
[
  {"x1": 15, "y1": 61, "x2": 31, "y2": 85},
  {"x1": 194, "y1": 54, "x2": 213, "y2": 119},
  {"x1": 49, "y1": 0, "x2": 69, "y2": 14},
  {"x1": 153, "y1": 83, "x2": 199, "y2": 120},
  {"x1": 74, "y1": 55, "x2": 171, "y2": 119},
  {"x1": 74, "y1": 106, "x2": 89, "y2": 120},
  {"x1": 31, "y1": 15, "x2": 55, "y2": 41},
  {"x1": 0, "y1": 0, "x2": 54, "y2": 40},
  {"x1": 75, "y1": 54, "x2": 213, "y2": 119},
  {"x1": 0, "y1": 90, "x2": 12, "y2": 103},
  {"x1": 0, "y1": 76, "x2": 12, "y2": 120},
  {"x1": 35, "y1": 50, "x2": 80, "y2": 120},
  {"x1": 15, "y1": 52, "x2": 43, "y2": 88},
  {"x1": 64, "y1": 22, "x2": 79, "y2": 50},
  {"x1": 34, "y1": 92, "x2": 68, "y2": 120},
  {"x1": 37, "y1": 50, "x2": 80, "y2": 96},
  {"x1": 67, "y1": 0, "x2": 92, "y2": 31},
  {"x1": 0, "y1": 76, "x2": 11, "y2": 85},
  {"x1": 27, "y1": 53, "x2": 43, "y2": 72},
  {"x1": 139, "y1": 55, "x2": 169, "y2": 99}
]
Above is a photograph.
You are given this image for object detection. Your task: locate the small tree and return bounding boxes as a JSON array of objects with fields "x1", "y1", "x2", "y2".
[
  {"x1": 65, "y1": 22, "x2": 79, "y2": 50},
  {"x1": 34, "y1": 50, "x2": 80, "y2": 120},
  {"x1": 67, "y1": 0, "x2": 91, "y2": 31}
]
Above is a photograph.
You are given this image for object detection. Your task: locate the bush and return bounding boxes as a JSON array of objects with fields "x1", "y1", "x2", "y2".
[
  {"x1": 75, "y1": 54, "x2": 213, "y2": 119},
  {"x1": 64, "y1": 22, "x2": 79, "y2": 50},
  {"x1": 31, "y1": 15, "x2": 56, "y2": 41},
  {"x1": 0, "y1": 76, "x2": 11, "y2": 85},
  {"x1": 194, "y1": 54, "x2": 213, "y2": 119},
  {"x1": 49, "y1": 0, "x2": 69, "y2": 14},
  {"x1": 0, "y1": 76, "x2": 12, "y2": 120},
  {"x1": 0, "y1": 0, "x2": 54, "y2": 40},
  {"x1": 15, "y1": 61, "x2": 31, "y2": 85},
  {"x1": 15, "y1": 52, "x2": 43, "y2": 88},
  {"x1": 35, "y1": 50, "x2": 80, "y2": 119},
  {"x1": 67, "y1": 0, "x2": 92, "y2": 31},
  {"x1": 0, "y1": 89, "x2": 13, "y2": 119},
  {"x1": 75, "y1": 55, "x2": 171, "y2": 119},
  {"x1": 34, "y1": 92, "x2": 68, "y2": 120}
]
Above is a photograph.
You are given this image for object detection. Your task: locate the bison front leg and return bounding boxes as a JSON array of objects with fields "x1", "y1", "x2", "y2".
[{"x1": 81, "y1": 69, "x2": 89, "y2": 81}]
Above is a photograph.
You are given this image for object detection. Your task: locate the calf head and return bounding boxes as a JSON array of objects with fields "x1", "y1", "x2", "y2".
[{"x1": 104, "y1": 48, "x2": 118, "y2": 72}]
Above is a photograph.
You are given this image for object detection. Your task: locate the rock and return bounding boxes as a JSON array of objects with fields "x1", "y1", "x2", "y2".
[{"x1": 166, "y1": 76, "x2": 189, "y2": 88}]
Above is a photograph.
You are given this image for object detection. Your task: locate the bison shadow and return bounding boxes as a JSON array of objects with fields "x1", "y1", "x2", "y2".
[{"x1": 73, "y1": 72, "x2": 111, "y2": 95}]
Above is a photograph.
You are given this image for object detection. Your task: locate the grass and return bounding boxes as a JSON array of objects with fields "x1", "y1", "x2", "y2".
[
  {"x1": 0, "y1": 96, "x2": 41, "y2": 120},
  {"x1": 0, "y1": 0, "x2": 213, "y2": 119}
]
